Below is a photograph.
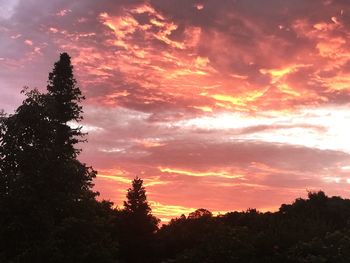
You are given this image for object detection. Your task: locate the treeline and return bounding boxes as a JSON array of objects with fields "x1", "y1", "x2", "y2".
[
  {"x1": 1, "y1": 53, "x2": 350, "y2": 263},
  {"x1": 158, "y1": 191, "x2": 350, "y2": 262}
]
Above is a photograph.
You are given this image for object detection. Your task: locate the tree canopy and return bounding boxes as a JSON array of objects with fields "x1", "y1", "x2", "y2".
[{"x1": 0, "y1": 53, "x2": 115, "y2": 263}]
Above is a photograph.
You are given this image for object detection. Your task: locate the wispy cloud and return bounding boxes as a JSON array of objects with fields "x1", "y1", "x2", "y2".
[{"x1": 1, "y1": 0, "x2": 350, "y2": 221}]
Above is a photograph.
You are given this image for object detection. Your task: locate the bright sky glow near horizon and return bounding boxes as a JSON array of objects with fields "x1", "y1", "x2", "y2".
[{"x1": 1, "y1": 0, "x2": 350, "y2": 222}]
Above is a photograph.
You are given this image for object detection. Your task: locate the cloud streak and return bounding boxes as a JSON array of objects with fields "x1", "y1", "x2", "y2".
[{"x1": 1, "y1": 0, "x2": 350, "y2": 221}]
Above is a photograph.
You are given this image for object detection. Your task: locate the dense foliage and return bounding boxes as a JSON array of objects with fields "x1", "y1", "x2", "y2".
[
  {"x1": 1, "y1": 53, "x2": 350, "y2": 262},
  {"x1": 156, "y1": 192, "x2": 350, "y2": 262},
  {"x1": 0, "y1": 53, "x2": 118, "y2": 263}
]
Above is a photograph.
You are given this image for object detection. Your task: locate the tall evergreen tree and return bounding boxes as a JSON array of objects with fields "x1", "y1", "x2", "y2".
[
  {"x1": 0, "y1": 53, "x2": 118, "y2": 262},
  {"x1": 123, "y1": 177, "x2": 159, "y2": 233},
  {"x1": 47, "y1": 52, "x2": 84, "y2": 123},
  {"x1": 124, "y1": 177, "x2": 150, "y2": 214},
  {"x1": 43, "y1": 53, "x2": 96, "y2": 206},
  {"x1": 119, "y1": 177, "x2": 159, "y2": 262}
]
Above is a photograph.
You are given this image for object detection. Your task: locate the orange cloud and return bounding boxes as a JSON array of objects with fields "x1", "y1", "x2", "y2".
[
  {"x1": 159, "y1": 167, "x2": 243, "y2": 179},
  {"x1": 4, "y1": 0, "x2": 350, "y2": 221}
]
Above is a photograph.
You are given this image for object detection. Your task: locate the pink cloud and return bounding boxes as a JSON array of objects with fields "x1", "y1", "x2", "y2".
[{"x1": 1, "y1": 0, "x2": 350, "y2": 220}]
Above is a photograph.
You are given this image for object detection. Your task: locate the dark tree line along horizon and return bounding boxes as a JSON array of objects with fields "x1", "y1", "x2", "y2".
[{"x1": 1, "y1": 53, "x2": 350, "y2": 263}]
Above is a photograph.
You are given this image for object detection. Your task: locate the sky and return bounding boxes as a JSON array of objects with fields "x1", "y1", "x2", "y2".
[{"x1": 1, "y1": 0, "x2": 350, "y2": 222}]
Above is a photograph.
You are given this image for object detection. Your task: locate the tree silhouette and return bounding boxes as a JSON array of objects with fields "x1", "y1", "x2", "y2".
[
  {"x1": 119, "y1": 177, "x2": 159, "y2": 262},
  {"x1": 47, "y1": 52, "x2": 84, "y2": 123},
  {"x1": 0, "y1": 88, "x2": 57, "y2": 260},
  {"x1": 188, "y1": 208, "x2": 212, "y2": 219},
  {"x1": 0, "y1": 53, "x2": 117, "y2": 262},
  {"x1": 124, "y1": 177, "x2": 150, "y2": 214},
  {"x1": 43, "y1": 53, "x2": 96, "y2": 207}
]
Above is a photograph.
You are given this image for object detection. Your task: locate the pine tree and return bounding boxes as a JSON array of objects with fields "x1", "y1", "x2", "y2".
[
  {"x1": 0, "y1": 54, "x2": 95, "y2": 203},
  {"x1": 124, "y1": 177, "x2": 151, "y2": 214},
  {"x1": 119, "y1": 177, "x2": 159, "y2": 262},
  {"x1": 47, "y1": 52, "x2": 84, "y2": 123},
  {"x1": 0, "y1": 53, "x2": 118, "y2": 262},
  {"x1": 44, "y1": 53, "x2": 96, "y2": 205},
  {"x1": 124, "y1": 177, "x2": 159, "y2": 233}
]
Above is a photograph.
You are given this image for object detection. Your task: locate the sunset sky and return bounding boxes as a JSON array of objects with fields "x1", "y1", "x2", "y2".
[{"x1": 1, "y1": 0, "x2": 350, "y2": 222}]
